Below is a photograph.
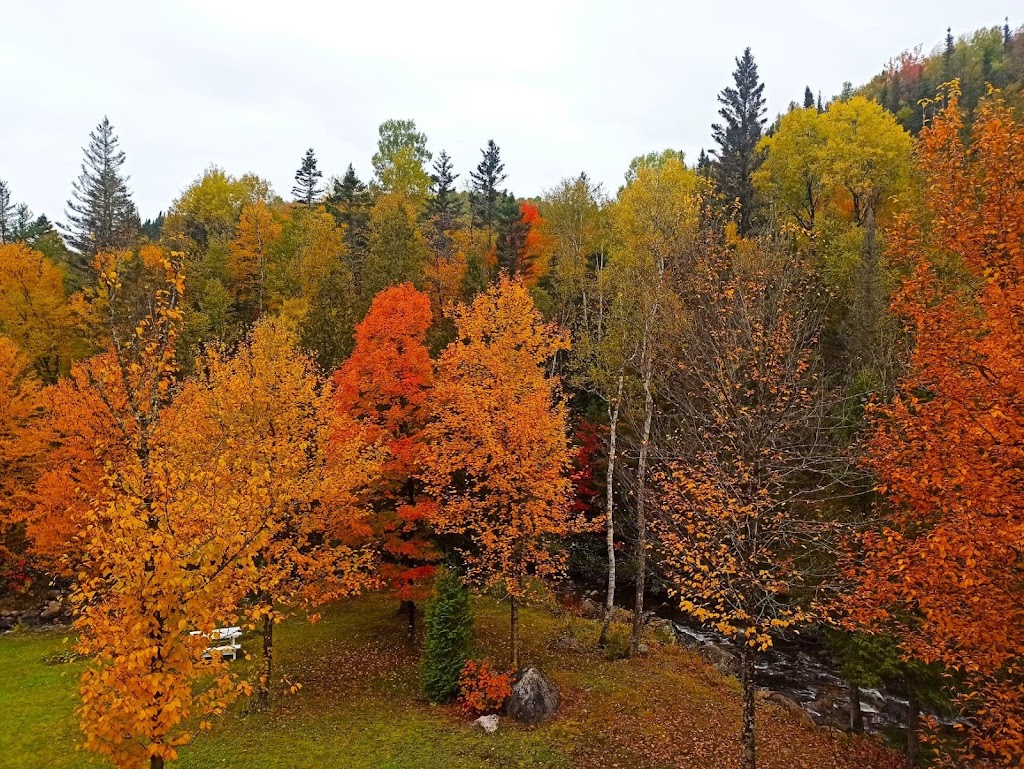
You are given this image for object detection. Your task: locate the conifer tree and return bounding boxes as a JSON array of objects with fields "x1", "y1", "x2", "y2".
[
  {"x1": 292, "y1": 148, "x2": 323, "y2": 206},
  {"x1": 470, "y1": 140, "x2": 507, "y2": 232},
  {"x1": 803, "y1": 85, "x2": 815, "y2": 109},
  {"x1": 63, "y1": 117, "x2": 139, "y2": 267},
  {"x1": 943, "y1": 27, "x2": 956, "y2": 80},
  {"x1": 817, "y1": 91, "x2": 824, "y2": 112},
  {"x1": 327, "y1": 165, "x2": 372, "y2": 285},
  {"x1": 0, "y1": 180, "x2": 13, "y2": 244},
  {"x1": 428, "y1": 150, "x2": 462, "y2": 229},
  {"x1": 711, "y1": 48, "x2": 767, "y2": 235},
  {"x1": 1005, "y1": 17, "x2": 1012, "y2": 49}
]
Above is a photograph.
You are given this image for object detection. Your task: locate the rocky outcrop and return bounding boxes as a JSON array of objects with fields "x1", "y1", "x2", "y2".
[{"x1": 506, "y1": 667, "x2": 560, "y2": 724}]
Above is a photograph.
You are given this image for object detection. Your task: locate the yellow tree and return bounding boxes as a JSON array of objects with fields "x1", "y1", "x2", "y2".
[
  {"x1": 71, "y1": 249, "x2": 268, "y2": 769},
  {"x1": 0, "y1": 242, "x2": 80, "y2": 381},
  {"x1": 185, "y1": 317, "x2": 376, "y2": 708},
  {"x1": 229, "y1": 200, "x2": 283, "y2": 318},
  {"x1": 421, "y1": 276, "x2": 578, "y2": 669}
]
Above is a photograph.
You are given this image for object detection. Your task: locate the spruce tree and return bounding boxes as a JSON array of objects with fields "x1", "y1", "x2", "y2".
[
  {"x1": 326, "y1": 164, "x2": 372, "y2": 285},
  {"x1": 943, "y1": 28, "x2": 956, "y2": 80},
  {"x1": 420, "y1": 568, "x2": 473, "y2": 703},
  {"x1": 697, "y1": 149, "x2": 713, "y2": 180},
  {"x1": 803, "y1": 86, "x2": 815, "y2": 109},
  {"x1": 1005, "y1": 18, "x2": 1012, "y2": 50},
  {"x1": 428, "y1": 150, "x2": 462, "y2": 228},
  {"x1": 710, "y1": 48, "x2": 767, "y2": 235},
  {"x1": 817, "y1": 92, "x2": 824, "y2": 112},
  {"x1": 470, "y1": 140, "x2": 507, "y2": 231},
  {"x1": 292, "y1": 148, "x2": 323, "y2": 206},
  {"x1": 0, "y1": 180, "x2": 13, "y2": 244},
  {"x1": 63, "y1": 116, "x2": 139, "y2": 264}
]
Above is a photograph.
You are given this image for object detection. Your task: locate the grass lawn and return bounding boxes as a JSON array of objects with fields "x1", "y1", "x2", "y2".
[{"x1": 0, "y1": 594, "x2": 901, "y2": 769}]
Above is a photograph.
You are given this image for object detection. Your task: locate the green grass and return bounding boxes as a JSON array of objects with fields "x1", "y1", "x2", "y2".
[{"x1": 0, "y1": 595, "x2": 901, "y2": 769}]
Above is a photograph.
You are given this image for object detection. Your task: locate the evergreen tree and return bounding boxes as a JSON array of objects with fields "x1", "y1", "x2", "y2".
[
  {"x1": 420, "y1": 568, "x2": 473, "y2": 703},
  {"x1": 817, "y1": 91, "x2": 824, "y2": 112},
  {"x1": 0, "y1": 180, "x2": 13, "y2": 244},
  {"x1": 428, "y1": 150, "x2": 462, "y2": 229},
  {"x1": 839, "y1": 81, "x2": 855, "y2": 101},
  {"x1": 493, "y1": 192, "x2": 527, "y2": 276},
  {"x1": 327, "y1": 165, "x2": 372, "y2": 285},
  {"x1": 803, "y1": 85, "x2": 815, "y2": 109},
  {"x1": 470, "y1": 140, "x2": 507, "y2": 231},
  {"x1": 141, "y1": 212, "x2": 165, "y2": 241},
  {"x1": 63, "y1": 116, "x2": 139, "y2": 265},
  {"x1": 292, "y1": 148, "x2": 323, "y2": 206},
  {"x1": 1005, "y1": 18, "x2": 1012, "y2": 50},
  {"x1": 710, "y1": 48, "x2": 767, "y2": 235},
  {"x1": 943, "y1": 27, "x2": 956, "y2": 80},
  {"x1": 696, "y1": 149, "x2": 713, "y2": 180}
]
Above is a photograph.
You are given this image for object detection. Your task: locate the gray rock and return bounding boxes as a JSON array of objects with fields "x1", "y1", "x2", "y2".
[
  {"x1": 40, "y1": 601, "x2": 63, "y2": 622},
  {"x1": 580, "y1": 597, "x2": 602, "y2": 619},
  {"x1": 0, "y1": 616, "x2": 13, "y2": 631},
  {"x1": 473, "y1": 714, "x2": 499, "y2": 734},
  {"x1": 550, "y1": 632, "x2": 583, "y2": 652},
  {"x1": 703, "y1": 645, "x2": 739, "y2": 677},
  {"x1": 768, "y1": 692, "x2": 815, "y2": 726},
  {"x1": 636, "y1": 643, "x2": 650, "y2": 655},
  {"x1": 506, "y1": 667, "x2": 560, "y2": 724}
]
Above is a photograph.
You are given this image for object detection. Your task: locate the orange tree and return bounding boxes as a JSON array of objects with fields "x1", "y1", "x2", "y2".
[
  {"x1": 421, "y1": 275, "x2": 580, "y2": 669},
  {"x1": 332, "y1": 283, "x2": 439, "y2": 640},
  {"x1": 853, "y1": 85, "x2": 1024, "y2": 766},
  {"x1": 653, "y1": 238, "x2": 839, "y2": 769},
  {"x1": 0, "y1": 336, "x2": 42, "y2": 588},
  {"x1": 71, "y1": 249, "x2": 268, "y2": 769}
]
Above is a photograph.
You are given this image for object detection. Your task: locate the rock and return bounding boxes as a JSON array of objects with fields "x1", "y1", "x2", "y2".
[
  {"x1": 40, "y1": 601, "x2": 63, "y2": 622},
  {"x1": 703, "y1": 645, "x2": 739, "y2": 677},
  {"x1": 550, "y1": 632, "x2": 583, "y2": 652},
  {"x1": 636, "y1": 643, "x2": 650, "y2": 655},
  {"x1": 506, "y1": 667, "x2": 560, "y2": 724},
  {"x1": 767, "y1": 692, "x2": 815, "y2": 726},
  {"x1": 0, "y1": 616, "x2": 13, "y2": 631},
  {"x1": 473, "y1": 714, "x2": 499, "y2": 734},
  {"x1": 579, "y1": 597, "x2": 602, "y2": 619}
]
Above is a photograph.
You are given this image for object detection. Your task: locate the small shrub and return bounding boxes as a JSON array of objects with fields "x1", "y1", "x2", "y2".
[
  {"x1": 601, "y1": 625, "x2": 631, "y2": 660},
  {"x1": 420, "y1": 567, "x2": 473, "y2": 703},
  {"x1": 458, "y1": 659, "x2": 513, "y2": 716}
]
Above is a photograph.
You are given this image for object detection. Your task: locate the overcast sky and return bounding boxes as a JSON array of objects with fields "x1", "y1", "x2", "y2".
[{"x1": 1, "y1": 0, "x2": 1015, "y2": 221}]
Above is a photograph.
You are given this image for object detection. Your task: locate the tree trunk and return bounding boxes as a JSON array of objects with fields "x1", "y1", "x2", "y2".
[
  {"x1": 741, "y1": 644, "x2": 757, "y2": 769},
  {"x1": 151, "y1": 756, "x2": 165, "y2": 769},
  {"x1": 598, "y1": 375, "x2": 623, "y2": 648},
  {"x1": 849, "y1": 681, "x2": 864, "y2": 734},
  {"x1": 405, "y1": 599, "x2": 416, "y2": 644},
  {"x1": 256, "y1": 610, "x2": 273, "y2": 710},
  {"x1": 510, "y1": 595, "x2": 520, "y2": 671},
  {"x1": 906, "y1": 693, "x2": 919, "y2": 767},
  {"x1": 629, "y1": 367, "x2": 654, "y2": 657}
]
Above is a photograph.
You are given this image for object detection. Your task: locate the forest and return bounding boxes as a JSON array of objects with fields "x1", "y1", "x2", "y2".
[{"x1": 1, "y1": 20, "x2": 1023, "y2": 769}]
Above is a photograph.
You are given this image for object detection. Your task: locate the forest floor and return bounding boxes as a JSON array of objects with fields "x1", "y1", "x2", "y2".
[{"x1": 0, "y1": 593, "x2": 903, "y2": 769}]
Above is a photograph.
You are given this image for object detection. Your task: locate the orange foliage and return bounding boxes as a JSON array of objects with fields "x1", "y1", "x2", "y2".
[
  {"x1": 458, "y1": 659, "x2": 513, "y2": 716},
  {"x1": 856, "y1": 85, "x2": 1024, "y2": 766},
  {"x1": 332, "y1": 284, "x2": 439, "y2": 602}
]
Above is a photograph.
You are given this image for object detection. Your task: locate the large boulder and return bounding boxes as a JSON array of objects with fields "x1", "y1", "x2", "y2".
[
  {"x1": 40, "y1": 601, "x2": 63, "y2": 622},
  {"x1": 506, "y1": 667, "x2": 560, "y2": 724}
]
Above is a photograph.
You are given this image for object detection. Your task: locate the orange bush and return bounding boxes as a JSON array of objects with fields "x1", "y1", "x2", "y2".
[{"x1": 457, "y1": 659, "x2": 512, "y2": 716}]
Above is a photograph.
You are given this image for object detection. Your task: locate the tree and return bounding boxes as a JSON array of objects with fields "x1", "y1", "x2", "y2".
[
  {"x1": 292, "y1": 148, "x2": 323, "y2": 206},
  {"x1": 228, "y1": 200, "x2": 283, "y2": 319},
  {"x1": 72, "y1": 249, "x2": 261, "y2": 769},
  {"x1": 494, "y1": 201, "x2": 550, "y2": 287},
  {"x1": 803, "y1": 85, "x2": 815, "y2": 109},
  {"x1": 422, "y1": 277, "x2": 577, "y2": 669},
  {"x1": 63, "y1": 117, "x2": 139, "y2": 270},
  {"x1": 332, "y1": 284, "x2": 439, "y2": 639},
  {"x1": 711, "y1": 48, "x2": 767, "y2": 235},
  {"x1": 0, "y1": 180, "x2": 14, "y2": 244},
  {"x1": 470, "y1": 140, "x2": 507, "y2": 233},
  {"x1": 654, "y1": 238, "x2": 837, "y2": 769},
  {"x1": 611, "y1": 155, "x2": 706, "y2": 655},
  {"x1": 363, "y1": 195, "x2": 425, "y2": 301},
  {"x1": 326, "y1": 164, "x2": 372, "y2": 288},
  {"x1": 853, "y1": 86, "x2": 1024, "y2": 766},
  {"x1": 0, "y1": 336, "x2": 42, "y2": 587},
  {"x1": 0, "y1": 243, "x2": 78, "y2": 381},
  {"x1": 428, "y1": 150, "x2": 462, "y2": 228},
  {"x1": 186, "y1": 318, "x2": 375, "y2": 708},
  {"x1": 753, "y1": 107, "x2": 828, "y2": 234},
  {"x1": 421, "y1": 567, "x2": 473, "y2": 703},
  {"x1": 371, "y1": 119, "x2": 431, "y2": 181}
]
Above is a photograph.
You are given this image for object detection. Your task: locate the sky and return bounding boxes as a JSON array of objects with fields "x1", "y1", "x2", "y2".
[{"x1": 1, "y1": 0, "x2": 1016, "y2": 222}]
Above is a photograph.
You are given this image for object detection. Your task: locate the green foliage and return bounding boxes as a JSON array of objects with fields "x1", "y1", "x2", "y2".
[{"x1": 421, "y1": 568, "x2": 474, "y2": 703}]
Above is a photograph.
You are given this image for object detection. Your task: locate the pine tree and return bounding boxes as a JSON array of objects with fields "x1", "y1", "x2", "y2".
[
  {"x1": 803, "y1": 86, "x2": 815, "y2": 109},
  {"x1": 420, "y1": 568, "x2": 473, "y2": 703},
  {"x1": 326, "y1": 165, "x2": 372, "y2": 284},
  {"x1": 1005, "y1": 18, "x2": 1012, "y2": 50},
  {"x1": 0, "y1": 180, "x2": 13, "y2": 244},
  {"x1": 710, "y1": 48, "x2": 767, "y2": 235},
  {"x1": 428, "y1": 150, "x2": 462, "y2": 229},
  {"x1": 63, "y1": 116, "x2": 139, "y2": 265},
  {"x1": 817, "y1": 91, "x2": 824, "y2": 112},
  {"x1": 943, "y1": 28, "x2": 956, "y2": 80},
  {"x1": 292, "y1": 148, "x2": 323, "y2": 206},
  {"x1": 696, "y1": 149, "x2": 713, "y2": 180},
  {"x1": 470, "y1": 140, "x2": 507, "y2": 232}
]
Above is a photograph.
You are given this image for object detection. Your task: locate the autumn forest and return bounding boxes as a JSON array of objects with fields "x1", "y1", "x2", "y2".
[{"x1": 1, "y1": 20, "x2": 1023, "y2": 769}]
